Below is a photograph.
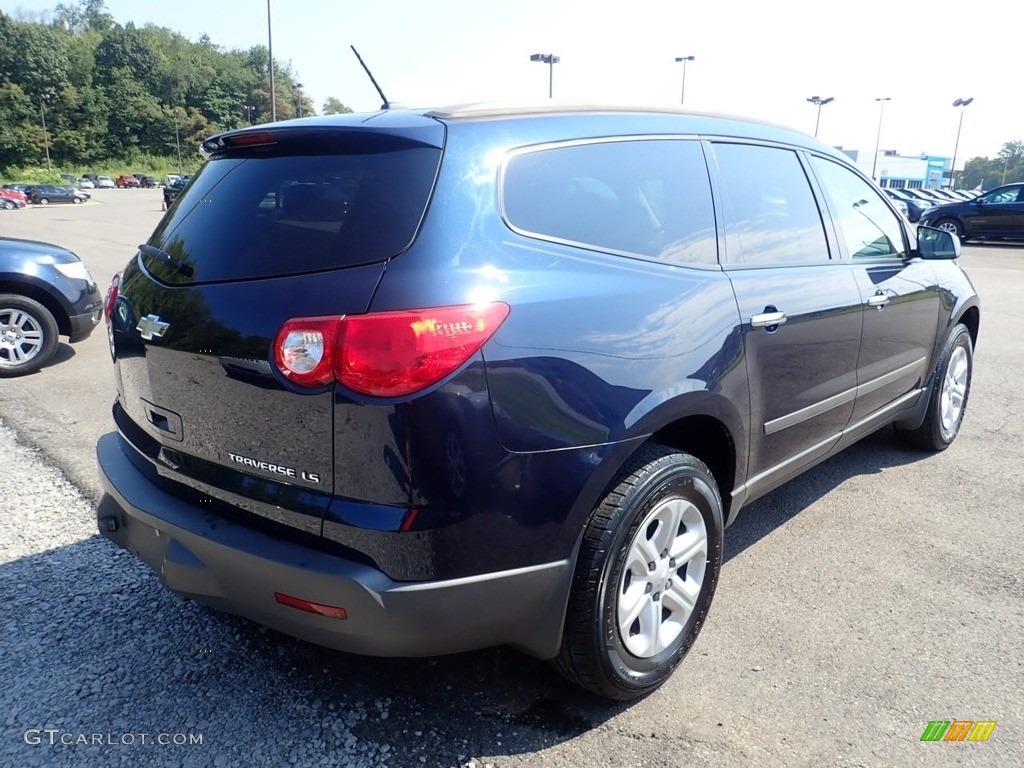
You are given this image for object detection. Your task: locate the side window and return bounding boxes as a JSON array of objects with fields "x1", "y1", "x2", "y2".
[
  {"x1": 983, "y1": 186, "x2": 1021, "y2": 204},
  {"x1": 502, "y1": 139, "x2": 717, "y2": 265},
  {"x1": 713, "y1": 143, "x2": 829, "y2": 265},
  {"x1": 810, "y1": 156, "x2": 907, "y2": 260}
]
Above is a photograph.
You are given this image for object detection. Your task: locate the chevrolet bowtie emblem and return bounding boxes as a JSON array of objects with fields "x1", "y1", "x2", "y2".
[{"x1": 136, "y1": 314, "x2": 170, "y2": 340}]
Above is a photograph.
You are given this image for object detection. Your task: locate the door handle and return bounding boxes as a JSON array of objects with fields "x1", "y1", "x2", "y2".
[
  {"x1": 867, "y1": 293, "x2": 889, "y2": 309},
  {"x1": 750, "y1": 311, "x2": 788, "y2": 329}
]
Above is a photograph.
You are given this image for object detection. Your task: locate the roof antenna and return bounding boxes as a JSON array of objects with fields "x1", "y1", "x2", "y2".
[{"x1": 350, "y1": 45, "x2": 404, "y2": 110}]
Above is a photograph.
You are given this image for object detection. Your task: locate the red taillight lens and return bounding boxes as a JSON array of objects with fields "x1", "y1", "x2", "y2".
[
  {"x1": 273, "y1": 316, "x2": 341, "y2": 386},
  {"x1": 272, "y1": 303, "x2": 510, "y2": 396},
  {"x1": 337, "y1": 303, "x2": 510, "y2": 397},
  {"x1": 104, "y1": 272, "x2": 120, "y2": 323}
]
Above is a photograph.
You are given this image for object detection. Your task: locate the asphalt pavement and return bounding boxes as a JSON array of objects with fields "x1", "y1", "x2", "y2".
[{"x1": 0, "y1": 190, "x2": 1021, "y2": 766}]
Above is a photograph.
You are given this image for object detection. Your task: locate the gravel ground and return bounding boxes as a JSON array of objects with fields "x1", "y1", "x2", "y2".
[{"x1": 0, "y1": 419, "x2": 447, "y2": 768}]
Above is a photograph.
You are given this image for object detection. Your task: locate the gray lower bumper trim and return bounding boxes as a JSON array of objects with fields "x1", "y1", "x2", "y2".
[{"x1": 96, "y1": 432, "x2": 571, "y2": 659}]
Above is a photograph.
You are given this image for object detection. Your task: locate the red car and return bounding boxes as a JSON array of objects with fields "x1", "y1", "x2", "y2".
[
  {"x1": 115, "y1": 174, "x2": 141, "y2": 188},
  {"x1": 0, "y1": 188, "x2": 28, "y2": 209}
]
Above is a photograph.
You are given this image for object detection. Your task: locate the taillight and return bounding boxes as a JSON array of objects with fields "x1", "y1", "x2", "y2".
[
  {"x1": 273, "y1": 316, "x2": 341, "y2": 386},
  {"x1": 273, "y1": 303, "x2": 510, "y2": 397},
  {"x1": 104, "y1": 273, "x2": 120, "y2": 323}
]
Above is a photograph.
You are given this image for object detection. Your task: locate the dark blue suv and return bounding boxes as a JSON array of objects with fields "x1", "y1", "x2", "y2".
[{"x1": 97, "y1": 105, "x2": 980, "y2": 700}]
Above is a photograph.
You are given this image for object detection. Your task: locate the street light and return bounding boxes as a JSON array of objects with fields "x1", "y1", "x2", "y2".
[
  {"x1": 805, "y1": 95, "x2": 834, "y2": 138},
  {"x1": 530, "y1": 53, "x2": 560, "y2": 99},
  {"x1": 38, "y1": 93, "x2": 52, "y2": 171},
  {"x1": 871, "y1": 97, "x2": 891, "y2": 182},
  {"x1": 267, "y1": 0, "x2": 276, "y2": 121},
  {"x1": 949, "y1": 97, "x2": 974, "y2": 190},
  {"x1": 244, "y1": 104, "x2": 254, "y2": 124},
  {"x1": 295, "y1": 83, "x2": 304, "y2": 118},
  {"x1": 675, "y1": 56, "x2": 695, "y2": 106}
]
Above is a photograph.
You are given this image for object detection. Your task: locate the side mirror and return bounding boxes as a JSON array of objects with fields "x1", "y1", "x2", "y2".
[{"x1": 917, "y1": 226, "x2": 961, "y2": 260}]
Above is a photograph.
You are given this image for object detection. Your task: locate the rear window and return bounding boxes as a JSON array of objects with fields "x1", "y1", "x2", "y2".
[{"x1": 144, "y1": 142, "x2": 441, "y2": 284}]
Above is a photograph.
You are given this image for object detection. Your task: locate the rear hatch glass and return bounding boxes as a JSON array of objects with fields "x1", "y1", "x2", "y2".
[{"x1": 145, "y1": 133, "x2": 442, "y2": 284}]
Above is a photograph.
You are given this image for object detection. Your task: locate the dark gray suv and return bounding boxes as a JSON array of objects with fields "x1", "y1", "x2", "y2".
[
  {"x1": 1, "y1": 237, "x2": 102, "y2": 376},
  {"x1": 97, "y1": 105, "x2": 980, "y2": 700}
]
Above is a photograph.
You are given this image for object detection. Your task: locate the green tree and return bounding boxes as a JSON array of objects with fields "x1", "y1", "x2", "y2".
[{"x1": 322, "y1": 97, "x2": 353, "y2": 115}]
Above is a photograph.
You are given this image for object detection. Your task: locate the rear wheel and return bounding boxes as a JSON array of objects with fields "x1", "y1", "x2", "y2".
[
  {"x1": 555, "y1": 445, "x2": 723, "y2": 700},
  {"x1": 2, "y1": 200, "x2": 14, "y2": 210},
  {"x1": 38, "y1": 197, "x2": 49, "y2": 206},
  {"x1": 896, "y1": 324, "x2": 973, "y2": 451},
  {"x1": 0, "y1": 294, "x2": 60, "y2": 377},
  {"x1": 73, "y1": 196, "x2": 83, "y2": 204}
]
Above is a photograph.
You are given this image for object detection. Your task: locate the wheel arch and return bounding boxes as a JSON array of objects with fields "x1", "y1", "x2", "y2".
[{"x1": 0, "y1": 277, "x2": 72, "y2": 336}]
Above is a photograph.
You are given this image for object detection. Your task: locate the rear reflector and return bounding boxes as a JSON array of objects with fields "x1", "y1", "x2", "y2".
[
  {"x1": 273, "y1": 303, "x2": 510, "y2": 397},
  {"x1": 274, "y1": 592, "x2": 348, "y2": 619}
]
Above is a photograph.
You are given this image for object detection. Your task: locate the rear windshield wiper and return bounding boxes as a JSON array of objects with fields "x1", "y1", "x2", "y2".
[{"x1": 138, "y1": 244, "x2": 194, "y2": 278}]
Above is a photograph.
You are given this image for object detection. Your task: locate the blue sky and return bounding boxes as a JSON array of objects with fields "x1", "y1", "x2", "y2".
[{"x1": 3, "y1": 0, "x2": 1017, "y2": 163}]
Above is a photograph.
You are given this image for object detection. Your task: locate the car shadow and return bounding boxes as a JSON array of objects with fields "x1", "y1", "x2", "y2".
[{"x1": 724, "y1": 427, "x2": 928, "y2": 562}]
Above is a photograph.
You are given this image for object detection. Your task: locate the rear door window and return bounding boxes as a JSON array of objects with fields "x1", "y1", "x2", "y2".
[
  {"x1": 144, "y1": 140, "x2": 442, "y2": 284},
  {"x1": 502, "y1": 139, "x2": 718, "y2": 265},
  {"x1": 712, "y1": 143, "x2": 830, "y2": 265}
]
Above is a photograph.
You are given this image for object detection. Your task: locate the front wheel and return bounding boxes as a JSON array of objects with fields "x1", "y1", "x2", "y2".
[
  {"x1": 555, "y1": 445, "x2": 723, "y2": 700},
  {"x1": 934, "y1": 217, "x2": 964, "y2": 240},
  {"x1": 0, "y1": 294, "x2": 60, "y2": 377},
  {"x1": 73, "y1": 197, "x2": 83, "y2": 204},
  {"x1": 37, "y1": 197, "x2": 49, "y2": 206},
  {"x1": 2, "y1": 200, "x2": 14, "y2": 210},
  {"x1": 896, "y1": 324, "x2": 973, "y2": 451}
]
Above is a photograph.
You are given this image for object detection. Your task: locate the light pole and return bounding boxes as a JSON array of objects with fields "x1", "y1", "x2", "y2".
[
  {"x1": 949, "y1": 97, "x2": 974, "y2": 190},
  {"x1": 267, "y1": 0, "x2": 276, "y2": 121},
  {"x1": 530, "y1": 53, "x2": 560, "y2": 99},
  {"x1": 871, "y1": 97, "x2": 891, "y2": 182},
  {"x1": 244, "y1": 104, "x2": 253, "y2": 124},
  {"x1": 675, "y1": 56, "x2": 695, "y2": 106},
  {"x1": 295, "y1": 83, "x2": 303, "y2": 118},
  {"x1": 38, "y1": 93, "x2": 52, "y2": 171},
  {"x1": 805, "y1": 95, "x2": 834, "y2": 138}
]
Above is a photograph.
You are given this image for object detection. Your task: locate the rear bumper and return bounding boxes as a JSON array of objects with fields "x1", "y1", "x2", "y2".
[{"x1": 96, "y1": 432, "x2": 571, "y2": 659}]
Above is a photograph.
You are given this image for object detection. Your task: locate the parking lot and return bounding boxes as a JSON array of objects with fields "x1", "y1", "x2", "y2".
[{"x1": 1, "y1": 189, "x2": 1021, "y2": 766}]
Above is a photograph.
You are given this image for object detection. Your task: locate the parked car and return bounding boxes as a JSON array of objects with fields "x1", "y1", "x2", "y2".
[
  {"x1": 164, "y1": 174, "x2": 182, "y2": 187},
  {"x1": 115, "y1": 174, "x2": 141, "y2": 188},
  {"x1": 161, "y1": 175, "x2": 189, "y2": 208},
  {"x1": 26, "y1": 185, "x2": 89, "y2": 205},
  {"x1": 920, "y1": 182, "x2": 1024, "y2": 242},
  {"x1": 137, "y1": 175, "x2": 160, "y2": 188},
  {"x1": 0, "y1": 188, "x2": 28, "y2": 209},
  {"x1": 95, "y1": 176, "x2": 115, "y2": 188},
  {"x1": 78, "y1": 178, "x2": 95, "y2": 189},
  {"x1": 97, "y1": 105, "x2": 980, "y2": 701},
  {"x1": 882, "y1": 189, "x2": 930, "y2": 222},
  {"x1": 0, "y1": 236, "x2": 102, "y2": 376}
]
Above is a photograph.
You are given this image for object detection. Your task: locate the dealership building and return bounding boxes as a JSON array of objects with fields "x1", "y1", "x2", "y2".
[{"x1": 837, "y1": 148, "x2": 955, "y2": 190}]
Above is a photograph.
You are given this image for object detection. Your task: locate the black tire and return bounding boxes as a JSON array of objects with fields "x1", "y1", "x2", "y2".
[
  {"x1": 38, "y1": 197, "x2": 49, "y2": 206},
  {"x1": 895, "y1": 324, "x2": 973, "y2": 451},
  {"x1": 934, "y1": 217, "x2": 964, "y2": 241},
  {"x1": 0, "y1": 294, "x2": 60, "y2": 377},
  {"x1": 2, "y1": 200, "x2": 14, "y2": 210},
  {"x1": 73, "y1": 196, "x2": 83, "y2": 204},
  {"x1": 555, "y1": 445, "x2": 723, "y2": 700}
]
